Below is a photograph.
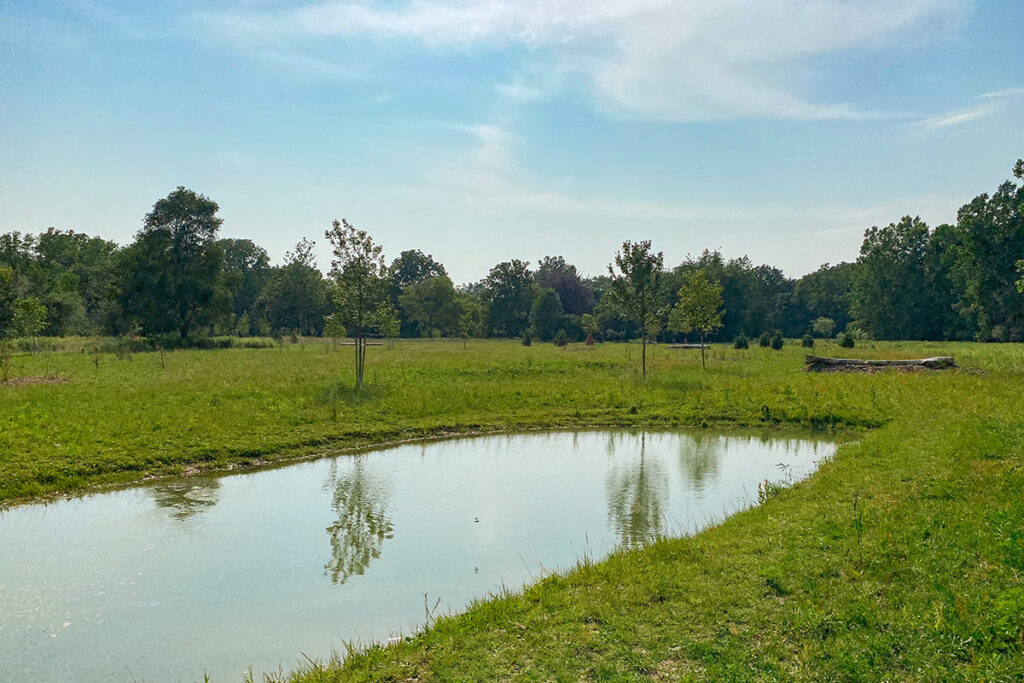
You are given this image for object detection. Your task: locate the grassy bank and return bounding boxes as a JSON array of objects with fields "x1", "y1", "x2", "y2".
[{"x1": 3, "y1": 339, "x2": 1023, "y2": 679}]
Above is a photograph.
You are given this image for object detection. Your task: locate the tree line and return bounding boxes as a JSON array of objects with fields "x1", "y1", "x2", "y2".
[{"x1": 1, "y1": 160, "x2": 1022, "y2": 346}]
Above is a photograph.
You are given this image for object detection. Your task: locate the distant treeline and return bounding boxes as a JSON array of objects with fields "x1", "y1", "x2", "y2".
[{"x1": 1, "y1": 160, "x2": 1022, "y2": 344}]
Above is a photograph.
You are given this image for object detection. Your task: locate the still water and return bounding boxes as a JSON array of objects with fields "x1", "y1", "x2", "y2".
[{"x1": 0, "y1": 430, "x2": 835, "y2": 682}]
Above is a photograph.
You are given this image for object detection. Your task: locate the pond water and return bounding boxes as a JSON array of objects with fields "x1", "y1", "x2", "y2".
[{"x1": 0, "y1": 430, "x2": 835, "y2": 682}]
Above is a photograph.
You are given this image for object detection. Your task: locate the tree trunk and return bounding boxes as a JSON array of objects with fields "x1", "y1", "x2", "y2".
[
  {"x1": 641, "y1": 334, "x2": 647, "y2": 379},
  {"x1": 700, "y1": 332, "x2": 706, "y2": 369}
]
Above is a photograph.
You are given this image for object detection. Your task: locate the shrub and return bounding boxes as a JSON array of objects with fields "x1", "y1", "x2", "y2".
[
  {"x1": 521, "y1": 332, "x2": 532, "y2": 346},
  {"x1": 839, "y1": 332, "x2": 855, "y2": 348},
  {"x1": 553, "y1": 329, "x2": 568, "y2": 347},
  {"x1": 734, "y1": 333, "x2": 749, "y2": 349},
  {"x1": 771, "y1": 333, "x2": 784, "y2": 350},
  {"x1": 758, "y1": 332, "x2": 771, "y2": 347},
  {"x1": 801, "y1": 334, "x2": 814, "y2": 348}
]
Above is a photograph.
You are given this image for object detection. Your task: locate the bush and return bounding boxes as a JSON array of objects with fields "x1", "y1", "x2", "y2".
[
  {"x1": 839, "y1": 332, "x2": 855, "y2": 348},
  {"x1": 734, "y1": 333, "x2": 749, "y2": 349},
  {"x1": 771, "y1": 333, "x2": 784, "y2": 350},
  {"x1": 801, "y1": 334, "x2": 814, "y2": 348},
  {"x1": 521, "y1": 332, "x2": 532, "y2": 346},
  {"x1": 553, "y1": 329, "x2": 568, "y2": 347},
  {"x1": 758, "y1": 332, "x2": 771, "y2": 347}
]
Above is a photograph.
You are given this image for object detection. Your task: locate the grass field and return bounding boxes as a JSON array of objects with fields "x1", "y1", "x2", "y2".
[{"x1": 2, "y1": 338, "x2": 1023, "y2": 680}]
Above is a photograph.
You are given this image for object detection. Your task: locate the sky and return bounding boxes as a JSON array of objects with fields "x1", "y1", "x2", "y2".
[{"x1": 1, "y1": 0, "x2": 1022, "y2": 283}]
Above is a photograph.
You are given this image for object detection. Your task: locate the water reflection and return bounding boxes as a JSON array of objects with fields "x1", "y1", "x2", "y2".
[
  {"x1": 323, "y1": 458, "x2": 394, "y2": 585},
  {"x1": 678, "y1": 433, "x2": 723, "y2": 491},
  {"x1": 149, "y1": 479, "x2": 221, "y2": 521},
  {"x1": 605, "y1": 433, "x2": 669, "y2": 546}
]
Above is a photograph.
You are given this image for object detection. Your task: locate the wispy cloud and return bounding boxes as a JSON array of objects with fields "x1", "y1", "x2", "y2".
[
  {"x1": 194, "y1": 0, "x2": 966, "y2": 122},
  {"x1": 916, "y1": 85, "x2": 1021, "y2": 132}
]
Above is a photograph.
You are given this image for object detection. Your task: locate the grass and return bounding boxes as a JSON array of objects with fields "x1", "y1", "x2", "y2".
[{"x1": 2, "y1": 338, "x2": 1023, "y2": 680}]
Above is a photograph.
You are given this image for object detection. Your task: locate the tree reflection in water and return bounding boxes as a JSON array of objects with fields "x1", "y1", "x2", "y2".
[
  {"x1": 679, "y1": 433, "x2": 723, "y2": 491},
  {"x1": 605, "y1": 432, "x2": 668, "y2": 547},
  {"x1": 149, "y1": 478, "x2": 222, "y2": 521},
  {"x1": 323, "y1": 457, "x2": 394, "y2": 585}
]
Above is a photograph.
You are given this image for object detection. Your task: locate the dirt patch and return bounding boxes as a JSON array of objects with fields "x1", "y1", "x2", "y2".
[{"x1": 0, "y1": 375, "x2": 71, "y2": 387}]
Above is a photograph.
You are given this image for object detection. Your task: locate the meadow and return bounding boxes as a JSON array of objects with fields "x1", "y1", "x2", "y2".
[{"x1": 2, "y1": 338, "x2": 1023, "y2": 680}]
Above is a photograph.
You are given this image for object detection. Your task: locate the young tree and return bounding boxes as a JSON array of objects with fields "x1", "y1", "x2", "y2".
[
  {"x1": 668, "y1": 269, "x2": 724, "y2": 369},
  {"x1": 606, "y1": 240, "x2": 664, "y2": 378},
  {"x1": 325, "y1": 219, "x2": 390, "y2": 388}
]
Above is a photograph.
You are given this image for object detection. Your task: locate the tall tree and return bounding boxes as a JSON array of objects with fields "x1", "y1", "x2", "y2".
[
  {"x1": 949, "y1": 160, "x2": 1024, "y2": 340},
  {"x1": 219, "y1": 238, "x2": 271, "y2": 322},
  {"x1": 669, "y1": 269, "x2": 724, "y2": 369},
  {"x1": 120, "y1": 187, "x2": 231, "y2": 338},
  {"x1": 606, "y1": 240, "x2": 664, "y2": 378},
  {"x1": 484, "y1": 259, "x2": 533, "y2": 337},
  {"x1": 851, "y1": 216, "x2": 934, "y2": 340},
  {"x1": 325, "y1": 219, "x2": 390, "y2": 387}
]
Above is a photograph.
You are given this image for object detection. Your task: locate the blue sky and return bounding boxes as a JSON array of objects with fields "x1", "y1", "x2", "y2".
[{"x1": 1, "y1": 0, "x2": 1021, "y2": 282}]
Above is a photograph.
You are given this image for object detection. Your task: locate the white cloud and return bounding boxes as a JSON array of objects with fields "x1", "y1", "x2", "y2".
[{"x1": 196, "y1": 0, "x2": 966, "y2": 122}]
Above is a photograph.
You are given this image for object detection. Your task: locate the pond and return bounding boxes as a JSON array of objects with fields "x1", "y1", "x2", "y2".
[{"x1": 0, "y1": 429, "x2": 835, "y2": 682}]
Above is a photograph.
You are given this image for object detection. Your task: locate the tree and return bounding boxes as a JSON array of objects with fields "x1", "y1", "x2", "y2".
[
  {"x1": 668, "y1": 269, "x2": 724, "y2": 369},
  {"x1": 120, "y1": 187, "x2": 232, "y2": 338},
  {"x1": 529, "y1": 288, "x2": 565, "y2": 341},
  {"x1": 949, "y1": 160, "x2": 1024, "y2": 340},
  {"x1": 535, "y1": 256, "x2": 595, "y2": 315},
  {"x1": 606, "y1": 240, "x2": 664, "y2": 378},
  {"x1": 12, "y1": 297, "x2": 47, "y2": 352},
  {"x1": 219, "y1": 238, "x2": 271, "y2": 321},
  {"x1": 812, "y1": 317, "x2": 836, "y2": 338},
  {"x1": 255, "y1": 239, "x2": 330, "y2": 336},
  {"x1": 0, "y1": 266, "x2": 18, "y2": 338},
  {"x1": 851, "y1": 216, "x2": 934, "y2": 340},
  {"x1": 389, "y1": 250, "x2": 448, "y2": 336},
  {"x1": 325, "y1": 219, "x2": 390, "y2": 388},
  {"x1": 398, "y1": 275, "x2": 459, "y2": 337},
  {"x1": 484, "y1": 260, "x2": 533, "y2": 337}
]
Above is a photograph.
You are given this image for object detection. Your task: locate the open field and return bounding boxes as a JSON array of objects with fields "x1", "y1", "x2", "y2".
[{"x1": 2, "y1": 339, "x2": 1024, "y2": 680}]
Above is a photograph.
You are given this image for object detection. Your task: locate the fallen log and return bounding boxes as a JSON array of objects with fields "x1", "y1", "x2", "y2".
[
  {"x1": 668, "y1": 344, "x2": 711, "y2": 349},
  {"x1": 804, "y1": 355, "x2": 955, "y2": 372}
]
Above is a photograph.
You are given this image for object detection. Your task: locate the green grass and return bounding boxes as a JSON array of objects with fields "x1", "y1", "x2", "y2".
[{"x1": 2, "y1": 338, "x2": 1023, "y2": 680}]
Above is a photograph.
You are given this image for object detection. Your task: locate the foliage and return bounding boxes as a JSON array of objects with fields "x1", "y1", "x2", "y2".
[
  {"x1": 119, "y1": 187, "x2": 232, "y2": 338},
  {"x1": 535, "y1": 256, "x2": 595, "y2": 315},
  {"x1": 521, "y1": 331, "x2": 532, "y2": 346},
  {"x1": 553, "y1": 328, "x2": 568, "y2": 347},
  {"x1": 770, "y1": 332, "x2": 784, "y2": 350},
  {"x1": 256, "y1": 239, "x2": 330, "y2": 336},
  {"x1": 530, "y1": 288, "x2": 566, "y2": 342},
  {"x1": 733, "y1": 333, "x2": 749, "y2": 349},
  {"x1": 801, "y1": 333, "x2": 814, "y2": 348},
  {"x1": 812, "y1": 317, "x2": 835, "y2": 338},
  {"x1": 606, "y1": 241, "x2": 664, "y2": 378},
  {"x1": 325, "y1": 219, "x2": 391, "y2": 387},
  {"x1": 839, "y1": 332, "x2": 856, "y2": 348},
  {"x1": 668, "y1": 269, "x2": 724, "y2": 369},
  {"x1": 758, "y1": 332, "x2": 771, "y2": 347},
  {"x1": 398, "y1": 275, "x2": 459, "y2": 337},
  {"x1": 485, "y1": 260, "x2": 533, "y2": 338}
]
